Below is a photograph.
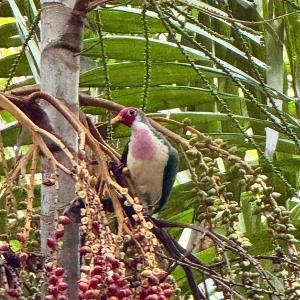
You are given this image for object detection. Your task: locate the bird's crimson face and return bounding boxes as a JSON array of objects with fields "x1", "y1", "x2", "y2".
[{"x1": 111, "y1": 107, "x2": 138, "y2": 127}]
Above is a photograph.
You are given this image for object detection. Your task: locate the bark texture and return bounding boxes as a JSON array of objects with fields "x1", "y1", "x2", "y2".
[{"x1": 40, "y1": 1, "x2": 84, "y2": 298}]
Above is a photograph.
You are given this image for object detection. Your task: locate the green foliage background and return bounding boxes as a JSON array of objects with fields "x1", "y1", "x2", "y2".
[{"x1": 1, "y1": 0, "x2": 300, "y2": 298}]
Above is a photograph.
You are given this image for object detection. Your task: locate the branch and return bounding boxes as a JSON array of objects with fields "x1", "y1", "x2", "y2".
[
  {"x1": 87, "y1": 0, "x2": 117, "y2": 12},
  {"x1": 78, "y1": 93, "x2": 190, "y2": 148},
  {"x1": 79, "y1": 93, "x2": 124, "y2": 112},
  {"x1": 0, "y1": 94, "x2": 73, "y2": 175}
]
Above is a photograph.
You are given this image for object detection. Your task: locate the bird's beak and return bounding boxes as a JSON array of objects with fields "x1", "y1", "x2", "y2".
[{"x1": 111, "y1": 114, "x2": 122, "y2": 124}]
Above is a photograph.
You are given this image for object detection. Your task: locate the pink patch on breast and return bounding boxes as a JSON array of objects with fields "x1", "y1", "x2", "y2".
[{"x1": 131, "y1": 128, "x2": 155, "y2": 160}]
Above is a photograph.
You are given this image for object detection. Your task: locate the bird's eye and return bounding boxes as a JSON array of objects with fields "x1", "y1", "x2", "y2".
[{"x1": 127, "y1": 109, "x2": 136, "y2": 116}]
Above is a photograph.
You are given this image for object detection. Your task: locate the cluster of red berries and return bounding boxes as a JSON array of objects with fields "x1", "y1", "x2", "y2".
[
  {"x1": 44, "y1": 215, "x2": 71, "y2": 299},
  {"x1": 44, "y1": 262, "x2": 68, "y2": 300},
  {"x1": 138, "y1": 269, "x2": 174, "y2": 300},
  {"x1": 79, "y1": 240, "x2": 132, "y2": 299},
  {"x1": 46, "y1": 215, "x2": 71, "y2": 251}
]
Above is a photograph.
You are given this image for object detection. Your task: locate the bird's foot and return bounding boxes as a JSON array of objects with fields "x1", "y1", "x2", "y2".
[{"x1": 108, "y1": 161, "x2": 125, "y2": 178}]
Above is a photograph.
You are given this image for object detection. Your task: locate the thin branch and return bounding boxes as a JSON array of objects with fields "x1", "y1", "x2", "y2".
[{"x1": 87, "y1": 0, "x2": 117, "y2": 12}]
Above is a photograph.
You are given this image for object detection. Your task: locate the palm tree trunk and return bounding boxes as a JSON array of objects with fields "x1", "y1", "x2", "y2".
[{"x1": 40, "y1": 1, "x2": 85, "y2": 298}]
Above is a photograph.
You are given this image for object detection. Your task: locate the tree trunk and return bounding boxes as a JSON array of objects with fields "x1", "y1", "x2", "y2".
[
  {"x1": 264, "y1": 3, "x2": 284, "y2": 159},
  {"x1": 40, "y1": 1, "x2": 84, "y2": 298}
]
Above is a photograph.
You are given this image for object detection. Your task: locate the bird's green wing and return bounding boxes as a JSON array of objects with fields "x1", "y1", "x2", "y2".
[
  {"x1": 155, "y1": 146, "x2": 179, "y2": 212},
  {"x1": 121, "y1": 141, "x2": 129, "y2": 165}
]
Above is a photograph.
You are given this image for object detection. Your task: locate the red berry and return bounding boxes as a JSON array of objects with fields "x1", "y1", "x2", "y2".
[
  {"x1": 58, "y1": 282, "x2": 68, "y2": 291},
  {"x1": 48, "y1": 275, "x2": 59, "y2": 285},
  {"x1": 134, "y1": 233, "x2": 145, "y2": 241},
  {"x1": 54, "y1": 267, "x2": 65, "y2": 277},
  {"x1": 79, "y1": 246, "x2": 91, "y2": 256},
  {"x1": 108, "y1": 284, "x2": 118, "y2": 295},
  {"x1": 93, "y1": 274, "x2": 102, "y2": 281},
  {"x1": 43, "y1": 178, "x2": 55, "y2": 186},
  {"x1": 55, "y1": 229, "x2": 64, "y2": 239},
  {"x1": 78, "y1": 281, "x2": 88, "y2": 292},
  {"x1": 145, "y1": 295, "x2": 159, "y2": 300},
  {"x1": 91, "y1": 265, "x2": 103, "y2": 276},
  {"x1": 58, "y1": 216, "x2": 71, "y2": 225},
  {"x1": 89, "y1": 277, "x2": 100, "y2": 289},
  {"x1": 163, "y1": 289, "x2": 173, "y2": 297},
  {"x1": 112, "y1": 273, "x2": 121, "y2": 281},
  {"x1": 118, "y1": 288, "x2": 131, "y2": 297},
  {"x1": 47, "y1": 238, "x2": 56, "y2": 250},
  {"x1": 111, "y1": 259, "x2": 120, "y2": 269},
  {"x1": 48, "y1": 285, "x2": 59, "y2": 296},
  {"x1": 92, "y1": 221, "x2": 100, "y2": 232},
  {"x1": 140, "y1": 290, "x2": 148, "y2": 298},
  {"x1": 160, "y1": 283, "x2": 171, "y2": 290},
  {"x1": 58, "y1": 296, "x2": 68, "y2": 300},
  {"x1": 85, "y1": 290, "x2": 99, "y2": 299},
  {"x1": 116, "y1": 278, "x2": 127, "y2": 287},
  {"x1": 7, "y1": 289, "x2": 19, "y2": 298},
  {"x1": 148, "y1": 276, "x2": 159, "y2": 285},
  {"x1": 45, "y1": 296, "x2": 54, "y2": 300}
]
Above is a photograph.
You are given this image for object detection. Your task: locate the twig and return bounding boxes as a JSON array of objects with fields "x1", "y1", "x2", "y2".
[{"x1": 24, "y1": 146, "x2": 39, "y2": 249}]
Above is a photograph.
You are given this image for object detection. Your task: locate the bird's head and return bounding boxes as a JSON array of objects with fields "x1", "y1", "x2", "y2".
[{"x1": 111, "y1": 107, "x2": 140, "y2": 127}]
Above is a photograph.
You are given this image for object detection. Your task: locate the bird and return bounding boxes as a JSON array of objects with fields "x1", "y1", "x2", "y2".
[{"x1": 111, "y1": 107, "x2": 179, "y2": 214}]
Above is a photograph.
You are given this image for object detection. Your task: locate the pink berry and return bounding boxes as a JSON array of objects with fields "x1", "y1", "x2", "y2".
[
  {"x1": 112, "y1": 273, "x2": 121, "y2": 281},
  {"x1": 163, "y1": 289, "x2": 173, "y2": 297},
  {"x1": 89, "y1": 277, "x2": 100, "y2": 289},
  {"x1": 111, "y1": 259, "x2": 120, "y2": 269},
  {"x1": 116, "y1": 278, "x2": 127, "y2": 287},
  {"x1": 160, "y1": 283, "x2": 171, "y2": 290},
  {"x1": 48, "y1": 275, "x2": 59, "y2": 285},
  {"x1": 7, "y1": 289, "x2": 19, "y2": 298},
  {"x1": 92, "y1": 221, "x2": 100, "y2": 232},
  {"x1": 79, "y1": 246, "x2": 91, "y2": 256},
  {"x1": 54, "y1": 267, "x2": 65, "y2": 277},
  {"x1": 58, "y1": 282, "x2": 68, "y2": 291},
  {"x1": 55, "y1": 229, "x2": 64, "y2": 239},
  {"x1": 145, "y1": 295, "x2": 159, "y2": 300},
  {"x1": 85, "y1": 290, "x2": 99, "y2": 299},
  {"x1": 58, "y1": 216, "x2": 71, "y2": 225},
  {"x1": 148, "y1": 276, "x2": 159, "y2": 285},
  {"x1": 46, "y1": 238, "x2": 56, "y2": 250},
  {"x1": 91, "y1": 265, "x2": 103, "y2": 276},
  {"x1": 107, "y1": 284, "x2": 118, "y2": 295},
  {"x1": 43, "y1": 178, "x2": 55, "y2": 186},
  {"x1": 118, "y1": 288, "x2": 131, "y2": 297},
  {"x1": 78, "y1": 281, "x2": 88, "y2": 292}
]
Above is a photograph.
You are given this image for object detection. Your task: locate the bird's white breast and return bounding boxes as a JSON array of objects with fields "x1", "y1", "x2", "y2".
[{"x1": 127, "y1": 121, "x2": 169, "y2": 210}]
